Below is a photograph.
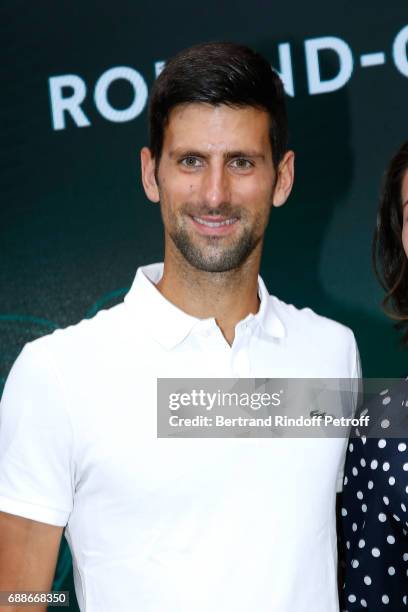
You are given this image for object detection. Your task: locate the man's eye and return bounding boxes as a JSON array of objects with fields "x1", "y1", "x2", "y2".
[
  {"x1": 231, "y1": 158, "x2": 253, "y2": 169},
  {"x1": 180, "y1": 156, "x2": 201, "y2": 168}
]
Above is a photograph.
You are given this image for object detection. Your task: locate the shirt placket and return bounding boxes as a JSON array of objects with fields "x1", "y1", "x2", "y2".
[{"x1": 230, "y1": 321, "x2": 253, "y2": 378}]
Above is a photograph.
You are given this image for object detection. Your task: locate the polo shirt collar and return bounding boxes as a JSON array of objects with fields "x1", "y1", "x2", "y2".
[
  {"x1": 256, "y1": 275, "x2": 286, "y2": 339},
  {"x1": 124, "y1": 262, "x2": 285, "y2": 349}
]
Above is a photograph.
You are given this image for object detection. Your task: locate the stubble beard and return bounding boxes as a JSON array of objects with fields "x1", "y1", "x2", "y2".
[{"x1": 167, "y1": 205, "x2": 267, "y2": 273}]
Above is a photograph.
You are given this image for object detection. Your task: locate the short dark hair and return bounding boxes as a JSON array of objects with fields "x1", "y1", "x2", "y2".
[
  {"x1": 148, "y1": 41, "x2": 288, "y2": 169},
  {"x1": 373, "y1": 141, "x2": 408, "y2": 342}
]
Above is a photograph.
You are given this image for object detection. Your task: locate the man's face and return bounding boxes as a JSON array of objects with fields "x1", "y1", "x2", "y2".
[{"x1": 142, "y1": 103, "x2": 292, "y2": 272}]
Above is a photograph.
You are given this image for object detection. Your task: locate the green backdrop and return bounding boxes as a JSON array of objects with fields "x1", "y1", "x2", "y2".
[{"x1": 1, "y1": 2, "x2": 408, "y2": 609}]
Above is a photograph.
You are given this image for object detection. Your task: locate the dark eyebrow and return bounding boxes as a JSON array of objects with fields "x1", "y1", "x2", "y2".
[
  {"x1": 224, "y1": 150, "x2": 265, "y2": 161},
  {"x1": 168, "y1": 149, "x2": 265, "y2": 160},
  {"x1": 168, "y1": 149, "x2": 207, "y2": 159}
]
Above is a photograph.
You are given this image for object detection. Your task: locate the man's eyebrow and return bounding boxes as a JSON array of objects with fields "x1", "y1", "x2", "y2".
[
  {"x1": 168, "y1": 149, "x2": 265, "y2": 160},
  {"x1": 224, "y1": 150, "x2": 265, "y2": 160},
  {"x1": 168, "y1": 149, "x2": 207, "y2": 159}
]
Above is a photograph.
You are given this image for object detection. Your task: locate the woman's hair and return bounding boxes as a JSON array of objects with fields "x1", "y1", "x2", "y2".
[{"x1": 373, "y1": 141, "x2": 408, "y2": 342}]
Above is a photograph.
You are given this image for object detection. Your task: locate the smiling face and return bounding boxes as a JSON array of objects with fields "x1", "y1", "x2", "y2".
[
  {"x1": 141, "y1": 103, "x2": 294, "y2": 273},
  {"x1": 402, "y1": 170, "x2": 408, "y2": 259}
]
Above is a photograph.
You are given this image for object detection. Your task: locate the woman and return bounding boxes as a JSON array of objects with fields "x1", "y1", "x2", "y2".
[{"x1": 340, "y1": 141, "x2": 408, "y2": 610}]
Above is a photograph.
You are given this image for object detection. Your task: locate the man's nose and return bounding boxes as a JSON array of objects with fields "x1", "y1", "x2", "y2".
[{"x1": 199, "y1": 163, "x2": 231, "y2": 209}]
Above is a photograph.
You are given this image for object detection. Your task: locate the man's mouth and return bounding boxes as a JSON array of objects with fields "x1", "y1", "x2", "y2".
[{"x1": 191, "y1": 216, "x2": 238, "y2": 228}]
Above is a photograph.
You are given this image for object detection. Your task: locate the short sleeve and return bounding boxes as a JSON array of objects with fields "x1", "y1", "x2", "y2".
[
  {"x1": 336, "y1": 334, "x2": 362, "y2": 494},
  {"x1": 336, "y1": 438, "x2": 349, "y2": 493},
  {"x1": 0, "y1": 341, "x2": 74, "y2": 526}
]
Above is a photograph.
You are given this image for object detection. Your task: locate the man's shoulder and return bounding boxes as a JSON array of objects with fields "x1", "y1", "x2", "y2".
[
  {"x1": 270, "y1": 294, "x2": 356, "y2": 345},
  {"x1": 25, "y1": 301, "x2": 129, "y2": 361},
  {"x1": 267, "y1": 296, "x2": 360, "y2": 377}
]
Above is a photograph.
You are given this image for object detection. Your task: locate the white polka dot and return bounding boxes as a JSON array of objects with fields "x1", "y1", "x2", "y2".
[
  {"x1": 381, "y1": 418, "x2": 390, "y2": 428},
  {"x1": 368, "y1": 480, "x2": 374, "y2": 489},
  {"x1": 364, "y1": 575, "x2": 372, "y2": 585},
  {"x1": 352, "y1": 467, "x2": 358, "y2": 476},
  {"x1": 371, "y1": 459, "x2": 378, "y2": 469},
  {"x1": 357, "y1": 491, "x2": 364, "y2": 500},
  {"x1": 360, "y1": 458, "x2": 366, "y2": 467},
  {"x1": 361, "y1": 600, "x2": 367, "y2": 608},
  {"x1": 346, "y1": 541, "x2": 350, "y2": 549},
  {"x1": 384, "y1": 496, "x2": 390, "y2": 505},
  {"x1": 388, "y1": 566, "x2": 396, "y2": 575},
  {"x1": 382, "y1": 396, "x2": 391, "y2": 405},
  {"x1": 348, "y1": 594, "x2": 356, "y2": 603},
  {"x1": 393, "y1": 514, "x2": 401, "y2": 522},
  {"x1": 362, "y1": 435, "x2": 367, "y2": 445},
  {"x1": 352, "y1": 522, "x2": 357, "y2": 532},
  {"x1": 341, "y1": 508, "x2": 347, "y2": 516},
  {"x1": 352, "y1": 559, "x2": 359, "y2": 568},
  {"x1": 404, "y1": 463, "x2": 408, "y2": 471},
  {"x1": 405, "y1": 485, "x2": 408, "y2": 494},
  {"x1": 387, "y1": 535, "x2": 395, "y2": 544},
  {"x1": 389, "y1": 476, "x2": 396, "y2": 485},
  {"x1": 349, "y1": 442, "x2": 354, "y2": 452},
  {"x1": 378, "y1": 439, "x2": 387, "y2": 448},
  {"x1": 382, "y1": 594, "x2": 389, "y2": 604},
  {"x1": 359, "y1": 539, "x2": 365, "y2": 548},
  {"x1": 403, "y1": 553, "x2": 408, "y2": 561},
  {"x1": 403, "y1": 595, "x2": 407, "y2": 604},
  {"x1": 344, "y1": 476, "x2": 348, "y2": 485},
  {"x1": 399, "y1": 443, "x2": 407, "y2": 452},
  {"x1": 372, "y1": 547, "x2": 381, "y2": 557},
  {"x1": 362, "y1": 504, "x2": 368, "y2": 512},
  {"x1": 402, "y1": 503, "x2": 407, "y2": 513},
  {"x1": 383, "y1": 462, "x2": 390, "y2": 471},
  {"x1": 380, "y1": 389, "x2": 389, "y2": 395},
  {"x1": 379, "y1": 513, "x2": 387, "y2": 522}
]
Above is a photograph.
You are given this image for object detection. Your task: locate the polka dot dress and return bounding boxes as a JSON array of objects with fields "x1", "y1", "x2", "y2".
[{"x1": 340, "y1": 382, "x2": 408, "y2": 610}]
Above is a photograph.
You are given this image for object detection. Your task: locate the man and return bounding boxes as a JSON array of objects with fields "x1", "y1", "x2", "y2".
[{"x1": 0, "y1": 42, "x2": 360, "y2": 611}]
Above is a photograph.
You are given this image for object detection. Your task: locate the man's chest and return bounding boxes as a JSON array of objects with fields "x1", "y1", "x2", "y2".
[{"x1": 65, "y1": 341, "x2": 346, "y2": 563}]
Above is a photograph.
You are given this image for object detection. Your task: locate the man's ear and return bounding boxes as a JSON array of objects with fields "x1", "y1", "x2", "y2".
[
  {"x1": 272, "y1": 150, "x2": 295, "y2": 208},
  {"x1": 141, "y1": 147, "x2": 160, "y2": 203}
]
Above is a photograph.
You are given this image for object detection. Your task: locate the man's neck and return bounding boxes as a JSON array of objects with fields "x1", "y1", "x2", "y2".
[{"x1": 156, "y1": 251, "x2": 261, "y2": 346}]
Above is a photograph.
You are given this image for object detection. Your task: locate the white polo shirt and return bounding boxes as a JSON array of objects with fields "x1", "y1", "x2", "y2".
[{"x1": 0, "y1": 263, "x2": 360, "y2": 612}]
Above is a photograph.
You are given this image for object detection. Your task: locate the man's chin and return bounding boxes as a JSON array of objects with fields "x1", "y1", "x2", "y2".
[
  {"x1": 180, "y1": 248, "x2": 246, "y2": 273},
  {"x1": 170, "y1": 228, "x2": 259, "y2": 273}
]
